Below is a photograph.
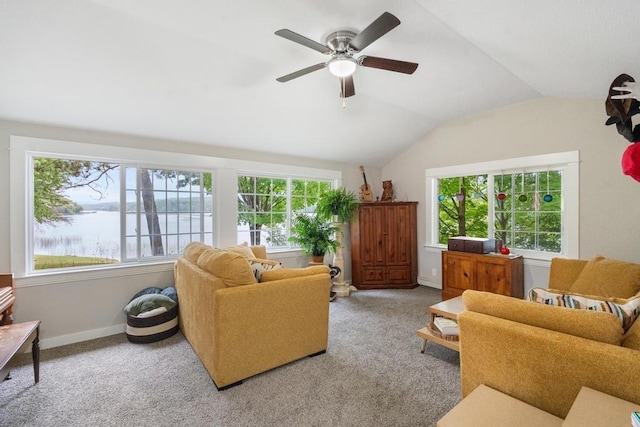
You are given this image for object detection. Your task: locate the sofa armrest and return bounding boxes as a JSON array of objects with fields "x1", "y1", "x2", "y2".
[
  {"x1": 462, "y1": 290, "x2": 623, "y2": 344},
  {"x1": 458, "y1": 310, "x2": 640, "y2": 418},
  {"x1": 211, "y1": 274, "x2": 330, "y2": 387},
  {"x1": 260, "y1": 265, "x2": 330, "y2": 282}
]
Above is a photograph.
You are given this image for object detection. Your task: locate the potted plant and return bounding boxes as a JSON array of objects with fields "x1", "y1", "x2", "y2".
[
  {"x1": 316, "y1": 187, "x2": 359, "y2": 223},
  {"x1": 289, "y1": 214, "x2": 339, "y2": 263}
]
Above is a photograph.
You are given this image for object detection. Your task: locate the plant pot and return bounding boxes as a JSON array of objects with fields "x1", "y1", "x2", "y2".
[{"x1": 312, "y1": 255, "x2": 325, "y2": 263}]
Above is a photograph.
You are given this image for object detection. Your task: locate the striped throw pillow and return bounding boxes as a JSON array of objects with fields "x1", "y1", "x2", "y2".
[{"x1": 528, "y1": 288, "x2": 640, "y2": 332}]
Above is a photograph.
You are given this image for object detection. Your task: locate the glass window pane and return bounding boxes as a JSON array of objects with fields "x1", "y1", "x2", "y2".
[{"x1": 32, "y1": 157, "x2": 121, "y2": 271}]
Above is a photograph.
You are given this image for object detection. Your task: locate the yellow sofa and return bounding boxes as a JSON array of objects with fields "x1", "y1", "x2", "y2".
[
  {"x1": 174, "y1": 242, "x2": 331, "y2": 390},
  {"x1": 458, "y1": 256, "x2": 640, "y2": 418}
]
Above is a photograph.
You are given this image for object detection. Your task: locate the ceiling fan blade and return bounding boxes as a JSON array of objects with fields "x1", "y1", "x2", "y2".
[
  {"x1": 275, "y1": 29, "x2": 332, "y2": 54},
  {"x1": 348, "y1": 12, "x2": 401, "y2": 52},
  {"x1": 359, "y1": 56, "x2": 419, "y2": 74},
  {"x1": 340, "y1": 75, "x2": 355, "y2": 98},
  {"x1": 276, "y1": 62, "x2": 327, "y2": 82}
]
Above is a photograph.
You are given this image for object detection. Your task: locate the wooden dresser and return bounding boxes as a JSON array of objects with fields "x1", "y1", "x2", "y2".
[
  {"x1": 350, "y1": 202, "x2": 418, "y2": 289},
  {"x1": 441, "y1": 251, "x2": 524, "y2": 300}
]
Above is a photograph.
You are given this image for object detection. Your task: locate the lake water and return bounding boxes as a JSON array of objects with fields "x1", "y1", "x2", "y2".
[{"x1": 34, "y1": 211, "x2": 216, "y2": 260}]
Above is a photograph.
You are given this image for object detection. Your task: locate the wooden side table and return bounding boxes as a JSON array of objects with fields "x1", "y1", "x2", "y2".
[
  {"x1": 437, "y1": 384, "x2": 564, "y2": 427},
  {"x1": 0, "y1": 320, "x2": 41, "y2": 383},
  {"x1": 563, "y1": 387, "x2": 640, "y2": 427},
  {"x1": 416, "y1": 296, "x2": 464, "y2": 352}
]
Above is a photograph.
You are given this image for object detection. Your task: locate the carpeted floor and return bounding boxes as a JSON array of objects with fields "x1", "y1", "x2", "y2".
[{"x1": 0, "y1": 286, "x2": 460, "y2": 427}]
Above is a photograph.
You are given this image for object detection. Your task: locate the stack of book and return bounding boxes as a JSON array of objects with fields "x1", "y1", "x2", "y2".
[
  {"x1": 431, "y1": 316, "x2": 459, "y2": 340},
  {"x1": 632, "y1": 411, "x2": 640, "y2": 427}
]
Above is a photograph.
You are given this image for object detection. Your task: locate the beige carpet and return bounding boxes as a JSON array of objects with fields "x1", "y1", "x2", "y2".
[{"x1": 0, "y1": 286, "x2": 460, "y2": 426}]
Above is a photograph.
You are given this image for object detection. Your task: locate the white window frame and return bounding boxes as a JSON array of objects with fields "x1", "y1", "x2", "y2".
[
  {"x1": 236, "y1": 174, "x2": 334, "y2": 250},
  {"x1": 10, "y1": 135, "x2": 341, "y2": 284},
  {"x1": 425, "y1": 151, "x2": 579, "y2": 260}
]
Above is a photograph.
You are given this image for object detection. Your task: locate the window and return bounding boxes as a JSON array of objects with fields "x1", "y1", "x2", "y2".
[
  {"x1": 427, "y1": 152, "x2": 579, "y2": 259},
  {"x1": 11, "y1": 135, "x2": 342, "y2": 279},
  {"x1": 237, "y1": 175, "x2": 332, "y2": 248},
  {"x1": 32, "y1": 155, "x2": 213, "y2": 272}
]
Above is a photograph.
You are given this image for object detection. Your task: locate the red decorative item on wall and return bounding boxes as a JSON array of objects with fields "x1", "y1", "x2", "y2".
[{"x1": 622, "y1": 143, "x2": 640, "y2": 182}]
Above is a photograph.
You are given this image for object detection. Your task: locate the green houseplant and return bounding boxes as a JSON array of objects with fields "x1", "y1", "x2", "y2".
[
  {"x1": 316, "y1": 187, "x2": 360, "y2": 223},
  {"x1": 289, "y1": 214, "x2": 339, "y2": 262}
]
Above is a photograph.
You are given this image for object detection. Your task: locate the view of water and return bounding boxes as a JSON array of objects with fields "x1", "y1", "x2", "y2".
[{"x1": 34, "y1": 211, "x2": 216, "y2": 260}]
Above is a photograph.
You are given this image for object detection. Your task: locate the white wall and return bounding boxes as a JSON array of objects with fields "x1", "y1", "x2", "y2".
[
  {"x1": 0, "y1": 119, "x2": 377, "y2": 348},
  {"x1": 382, "y1": 98, "x2": 640, "y2": 293}
]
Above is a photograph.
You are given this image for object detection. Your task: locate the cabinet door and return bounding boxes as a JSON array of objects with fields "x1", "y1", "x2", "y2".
[
  {"x1": 475, "y1": 257, "x2": 511, "y2": 295},
  {"x1": 359, "y1": 205, "x2": 385, "y2": 266},
  {"x1": 384, "y1": 204, "x2": 412, "y2": 266},
  {"x1": 442, "y1": 252, "x2": 474, "y2": 297}
]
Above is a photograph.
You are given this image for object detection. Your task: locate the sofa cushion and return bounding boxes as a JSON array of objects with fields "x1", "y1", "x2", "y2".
[
  {"x1": 569, "y1": 255, "x2": 640, "y2": 298},
  {"x1": 196, "y1": 248, "x2": 257, "y2": 287},
  {"x1": 547, "y1": 258, "x2": 588, "y2": 290},
  {"x1": 183, "y1": 242, "x2": 211, "y2": 263},
  {"x1": 260, "y1": 265, "x2": 330, "y2": 282},
  {"x1": 249, "y1": 259, "x2": 284, "y2": 282},
  {"x1": 528, "y1": 288, "x2": 640, "y2": 332},
  {"x1": 462, "y1": 290, "x2": 624, "y2": 345},
  {"x1": 223, "y1": 243, "x2": 256, "y2": 260}
]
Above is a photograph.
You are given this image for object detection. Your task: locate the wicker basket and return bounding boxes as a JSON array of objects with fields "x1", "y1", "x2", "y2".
[{"x1": 428, "y1": 322, "x2": 459, "y2": 341}]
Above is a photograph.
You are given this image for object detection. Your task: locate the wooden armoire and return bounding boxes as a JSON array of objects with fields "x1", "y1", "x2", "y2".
[{"x1": 350, "y1": 201, "x2": 418, "y2": 289}]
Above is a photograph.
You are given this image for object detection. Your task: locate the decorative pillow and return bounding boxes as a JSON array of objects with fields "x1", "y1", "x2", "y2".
[
  {"x1": 569, "y1": 255, "x2": 640, "y2": 298},
  {"x1": 249, "y1": 259, "x2": 284, "y2": 282},
  {"x1": 223, "y1": 243, "x2": 256, "y2": 260},
  {"x1": 196, "y1": 249, "x2": 257, "y2": 287},
  {"x1": 124, "y1": 293, "x2": 177, "y2": 316},
  {"x1": 183, "y1": 242, "x2": 211, "y2": 263},
  {"x1": 528, "y1": 288, "x2": 640, "y2": 332}
]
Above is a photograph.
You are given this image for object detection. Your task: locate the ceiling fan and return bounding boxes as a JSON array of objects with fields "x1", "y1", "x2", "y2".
[{"x1": 275, "y1": 12, "x2": 419, "y2": 98}]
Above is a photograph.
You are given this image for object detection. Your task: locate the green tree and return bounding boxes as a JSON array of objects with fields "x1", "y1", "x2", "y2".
[
  {"x1": 237, "y1": 176, "x2": 287, "y2": 246},
  {"x1": 141, "y1": 169, "x2": 213, "y2": 256},
  {"x1": 34, "y1": 158, "x2": 117, "y2": 225},
  {"x1": 438, "y1": 175, "x2": 488, "y2": 244}
]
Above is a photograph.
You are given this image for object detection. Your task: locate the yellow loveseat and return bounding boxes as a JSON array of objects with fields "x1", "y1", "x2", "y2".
[
  {"x1": 174, "y1": 242, "x2": 331, "y2": 390},
  {"x1": 458, "y1": 256, "x2": 640, "y2": 418}
]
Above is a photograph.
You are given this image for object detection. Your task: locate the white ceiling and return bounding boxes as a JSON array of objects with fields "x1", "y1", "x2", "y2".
[{"x1": 2, "y1": 1, "x2": 640, "y2": 167}]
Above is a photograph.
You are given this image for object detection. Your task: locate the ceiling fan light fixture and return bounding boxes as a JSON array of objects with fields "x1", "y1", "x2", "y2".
[{"x1": 328, "y1": 56, "x2": 357, "y2": 77}]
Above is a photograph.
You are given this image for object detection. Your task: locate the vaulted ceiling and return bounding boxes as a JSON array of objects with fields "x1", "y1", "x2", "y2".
[{"x1": 2, "y1": 1, "x2": 639, "y2": 166}]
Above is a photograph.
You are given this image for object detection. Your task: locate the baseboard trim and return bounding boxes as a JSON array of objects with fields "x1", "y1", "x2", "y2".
[
  {"x1": 40, "y1": 324, "x2": 126, "y2": 350},
  {"x1": 418, "y1": 277, "x2": 442, "y2": 290}
]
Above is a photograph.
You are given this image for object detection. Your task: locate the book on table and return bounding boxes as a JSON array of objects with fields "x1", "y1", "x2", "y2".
[{"x1": 433, "y1": 316, "x2": 459, "y2": 336}]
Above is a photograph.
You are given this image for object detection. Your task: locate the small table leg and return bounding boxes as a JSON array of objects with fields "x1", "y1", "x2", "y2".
[
  {"x1": 32, "y1": 326, "x2": 40, "y2": 383},
  {"x1": 420, "y1": 339, "x2": 427, "y2": 353}
]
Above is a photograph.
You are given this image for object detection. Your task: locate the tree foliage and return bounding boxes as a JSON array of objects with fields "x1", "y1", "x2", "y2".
[
  {"x1": 438, "y1": 175, "x2": 488, "y2": 244},
  {"x1": 438, "y1": 171, "x2": 562, "y2": 252},
  {"x1": 33, "y1": 158, "x2": 117, "y2": 225}
]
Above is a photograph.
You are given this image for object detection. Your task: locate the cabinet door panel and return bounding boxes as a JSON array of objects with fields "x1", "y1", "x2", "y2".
[
  {"x1": 384, "y1": 205, "x2": 412, "y2": 265},
  {"x1": 387, "y1": 267, "x2": 411, "y2": 283},
  {"x1": 362, "y1": 267, "x2": 386, "y2": 284},
  {"x1": 443, "y1": 253, "x2": 474, "y2": 293},
  {"x1": 359, "y1": 206, "x2": 385, "y2": 265},
  {"x1": 475, "y1": 258, "x2": 511, "y2": 295}
]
